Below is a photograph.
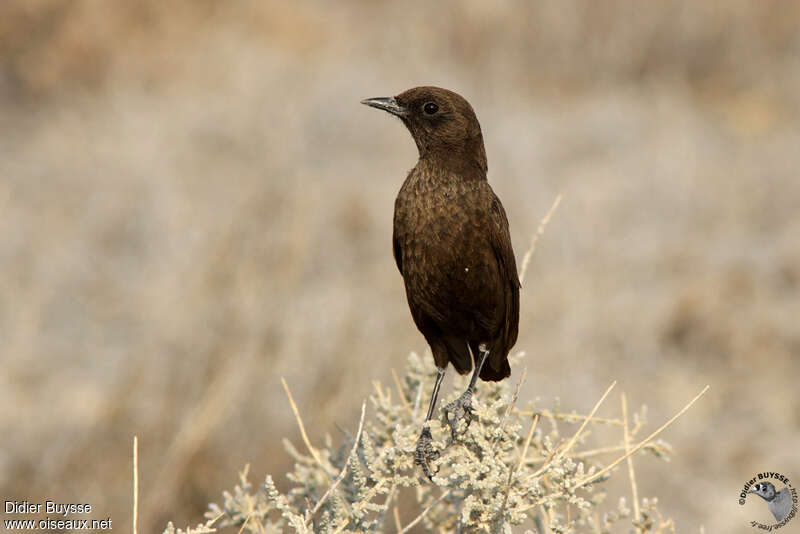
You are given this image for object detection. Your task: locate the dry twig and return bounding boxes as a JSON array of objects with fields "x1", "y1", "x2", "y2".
[
  {"x1": 519, "y1": 193, "x2": 562, "y2": 284},
  {"x1": 576, "y1": 385, "x2": 710, "y2": 489}
]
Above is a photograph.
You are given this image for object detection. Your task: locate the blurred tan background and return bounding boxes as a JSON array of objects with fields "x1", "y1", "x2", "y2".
[{"x1": 1, "y1": 1, "x2": 798, "y2": 532}]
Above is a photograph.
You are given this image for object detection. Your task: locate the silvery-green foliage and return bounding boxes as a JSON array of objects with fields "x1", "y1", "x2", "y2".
[{"x1": 163, "y1": 353, "x2": 674, "y2": 533}]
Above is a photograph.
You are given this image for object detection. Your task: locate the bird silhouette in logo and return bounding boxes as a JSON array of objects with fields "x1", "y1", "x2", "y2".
[{"x1": 748, "y1": 481, "x2": 792, "y2": 522}]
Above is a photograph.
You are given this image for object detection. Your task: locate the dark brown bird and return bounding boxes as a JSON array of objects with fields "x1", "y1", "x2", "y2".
[{"x1": 362, "y1": 87, "x2": 520, "y2": 478}]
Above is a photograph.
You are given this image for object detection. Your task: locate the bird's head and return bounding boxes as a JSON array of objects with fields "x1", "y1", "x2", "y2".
[
  {"x1": 749, "y1": 482, "x2": 777, "y2": 501},
  {"x1": 361, "y1": 86, "x2": 487, "y2": 172}
]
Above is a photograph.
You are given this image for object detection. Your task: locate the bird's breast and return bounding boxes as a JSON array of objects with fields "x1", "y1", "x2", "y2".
[{"x1": 394, "y1": 172, "x2": 498, "y2": 301}]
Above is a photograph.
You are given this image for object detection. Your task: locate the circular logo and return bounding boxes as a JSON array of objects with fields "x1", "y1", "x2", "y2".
[{"x1": 738, "y1": 472, "x2": 797, "y2": 530}]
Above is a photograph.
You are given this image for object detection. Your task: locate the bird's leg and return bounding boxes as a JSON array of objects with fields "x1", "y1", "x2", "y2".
[
  {"x1": 415, "y1": 367, "x2": 446, "y2": 480},
  {"x1": 444, "y1": 345, "x2": 489, "y2": 440}
]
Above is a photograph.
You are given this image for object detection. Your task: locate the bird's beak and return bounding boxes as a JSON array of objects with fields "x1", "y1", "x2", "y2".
[{"x1": 360, "y1": 96, "x2": 408, "y2": 117}]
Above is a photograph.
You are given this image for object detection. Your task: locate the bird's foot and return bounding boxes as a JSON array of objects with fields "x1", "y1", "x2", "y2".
[
  {"x1": 414, "y1": 427, "x2": 440, "y2": 481},
  {"x1": 443, "y1": 389, "x2": 475, "y2": 440}
]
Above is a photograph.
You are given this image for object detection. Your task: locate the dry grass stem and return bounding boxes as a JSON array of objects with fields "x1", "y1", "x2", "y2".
[
  {"x1": 236, "y1": 513, "x2": 252, "y2": 534},
  {"x1": 391, "y1": 368, "x2": 412, "y2": 413},
  {"x1": 522, "y1": 441, "x2": 671, "y2": 463},
  {"x1": 622, "y1": 393, "x2": 641, "y2": 522},
  {"x1": 393, "y1": 506, "x2": 402, "y2": 533},
  {"x1": 412, "y1": 374, "x2": 424, "y2": 420},
  {"x1": 133, "y1": 436, "x2": 138, "y2": 534},
  {"x1": 493, "y1": 367, "x2": 527, "y2": 448},
  {"x1": 399, "y1": 489, "x2": 452, "y2": 534},
  {"x1": 146, "y1": 355, "x2": 246, "y2": 521},
  {"x1": 518, "y1": 193, "x2": 562, "y2": 285},
  {"x1": 517, "y1": 415, "x2": 539, "y2": 473},
  {"x1": 577, "y1": 385, "x2": 710, "y2": 489},
  {"x1": 557, "y1": 381, "x2": 616, "y2": 458},
  {"x1": 500, "y1": 414, "x2": 539, "y2": 517},
  {"x1": 281, "y1": 377, "x2": 333, "y2": 479},
  {"x1": 514, "y1": 409, "x2": 624, "y2": 427},
  {"x1": 529, "y1": 380, "x2": 616, "y2": 479},
  {"x1": 305, "y1": 401, "x2": 367, "y2": 525}
]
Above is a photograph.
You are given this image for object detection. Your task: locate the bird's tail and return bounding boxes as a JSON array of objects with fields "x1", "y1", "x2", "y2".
[{"x1": 479, "y1": 357, "x2": 511, "y2": 381}]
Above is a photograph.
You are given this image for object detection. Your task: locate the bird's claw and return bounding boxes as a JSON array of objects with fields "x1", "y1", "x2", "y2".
[
  {"x1": 414, "y1": 427, "x2": 440, "y2": 481},
  {"x1": 443, "y1": 389, "x2": 475, "y2": 440}
]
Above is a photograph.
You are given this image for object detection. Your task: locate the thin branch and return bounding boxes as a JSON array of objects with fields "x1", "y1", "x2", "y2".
[
  {"x1": 500, "y1": 414, "x2": 539, "y2": 518},
  {"x1": 354, "y1": 479, "x2": 390, "y2": 513},
  {"x1": 146, "y1": 354, "x2": 244, "y2": 516},
  {"x1": 560, "y1": 381, "x2": 616, "y2": 457},
  {"x1": 281, "y1": 377, "x2": 334, "y2": 478},
  {"x1": 379, "y1": 485, "x2": 397, "y2": 531},
  {"x1": 540, "y1": 503, "x2": 553, "y2": 534},
  {"x1": 391, "y1": 368, "x2": 412, "y2": 413},
  {"x1": 233, "y1": 465, "x2": 266, "y2": 534},
  {"x1": 400, "y1": 489, "x2": 452, "y2": 534},
  {"x1": 373, "y1": 380, "x2": 395, "y2": 410},
  {"x1": 281, "y1": 377, "x2": 355, "y2": 520},
  {"x1": 329, "y1": 516, "x2": 350, "y2": 534},
  {"x1": 236, "y1": 514, "x2": 253, "y2": 534},
  {"x1": 622, "y1": 393, "x2": 641, "y2": 523},
  {"x1": 514, "y1": 409, "x2": 624, "y2": 427},
  {"x1": 492, "y1": 367, "x2": 527, "y2": 452},
  {"x1": 132, "y1": 436, "x2": 138, "y2": 534},
  {"x1": 412, "y1": 377, "x2": 425, "y2": 421},
  {"x1": 517, "y1": 415, "x2": 539, "y2": 475},
  {"x1": 519, "y1": 193, "x2": 562, "y2": 284},
  {"x1": 305, "y1": 401, "x2": 367, "y2": 526},
  {"x1": 331, "y1": 477, "x2": 392, "y2": 534},
  {"x1": 526, "y1": 381, "x2": 615, "y2": 482},
  {"x1": 530, "y1": 381, "x2": 615, "y2": 481},
  {"x1": 630, "y1": 408, "x2": 645, "y2": 438},
  {"x1": 393, "y1": 506, "x2": 403, "y2": 533},
  {"x1": 523, "y1": 441, "x2": 672, "y2": 465},
  {"x1": 506, "y1": 368, "x2": 527, "y2": 421},
  {"x1": 592, "y1": 512, "x2": 602, "y2": 534},
  {"x1": 576, "y1": 385, "x2": 710, "y2": 489},
  {"x1": 328, "y1": 478, "x2": 392, "y2": 534}
]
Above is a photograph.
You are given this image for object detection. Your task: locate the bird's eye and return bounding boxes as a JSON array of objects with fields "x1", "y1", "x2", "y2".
[{"x1": 423, "y1": 102, "x2": 439, "y2": 115}]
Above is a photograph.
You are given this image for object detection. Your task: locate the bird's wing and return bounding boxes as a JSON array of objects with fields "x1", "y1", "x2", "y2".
[
  {"x1": 487, "y1": 190, "x2": 521, "y2": 352},
  {"x1": 392, "y1": 228, "x2": 403, "y2": 274},
  {"x1": 772, "y1": 488, "x2": 792, "y2": 522}
]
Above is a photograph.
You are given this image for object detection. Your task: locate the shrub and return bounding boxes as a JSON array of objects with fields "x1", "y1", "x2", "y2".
[{"x1": 162, "y1": 351, "x2": 706, "y2": 533}]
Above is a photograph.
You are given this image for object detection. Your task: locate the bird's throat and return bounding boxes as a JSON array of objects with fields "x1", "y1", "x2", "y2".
[{"x1": 419, "y1": 145, "x2": 488, "y2": 179}]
